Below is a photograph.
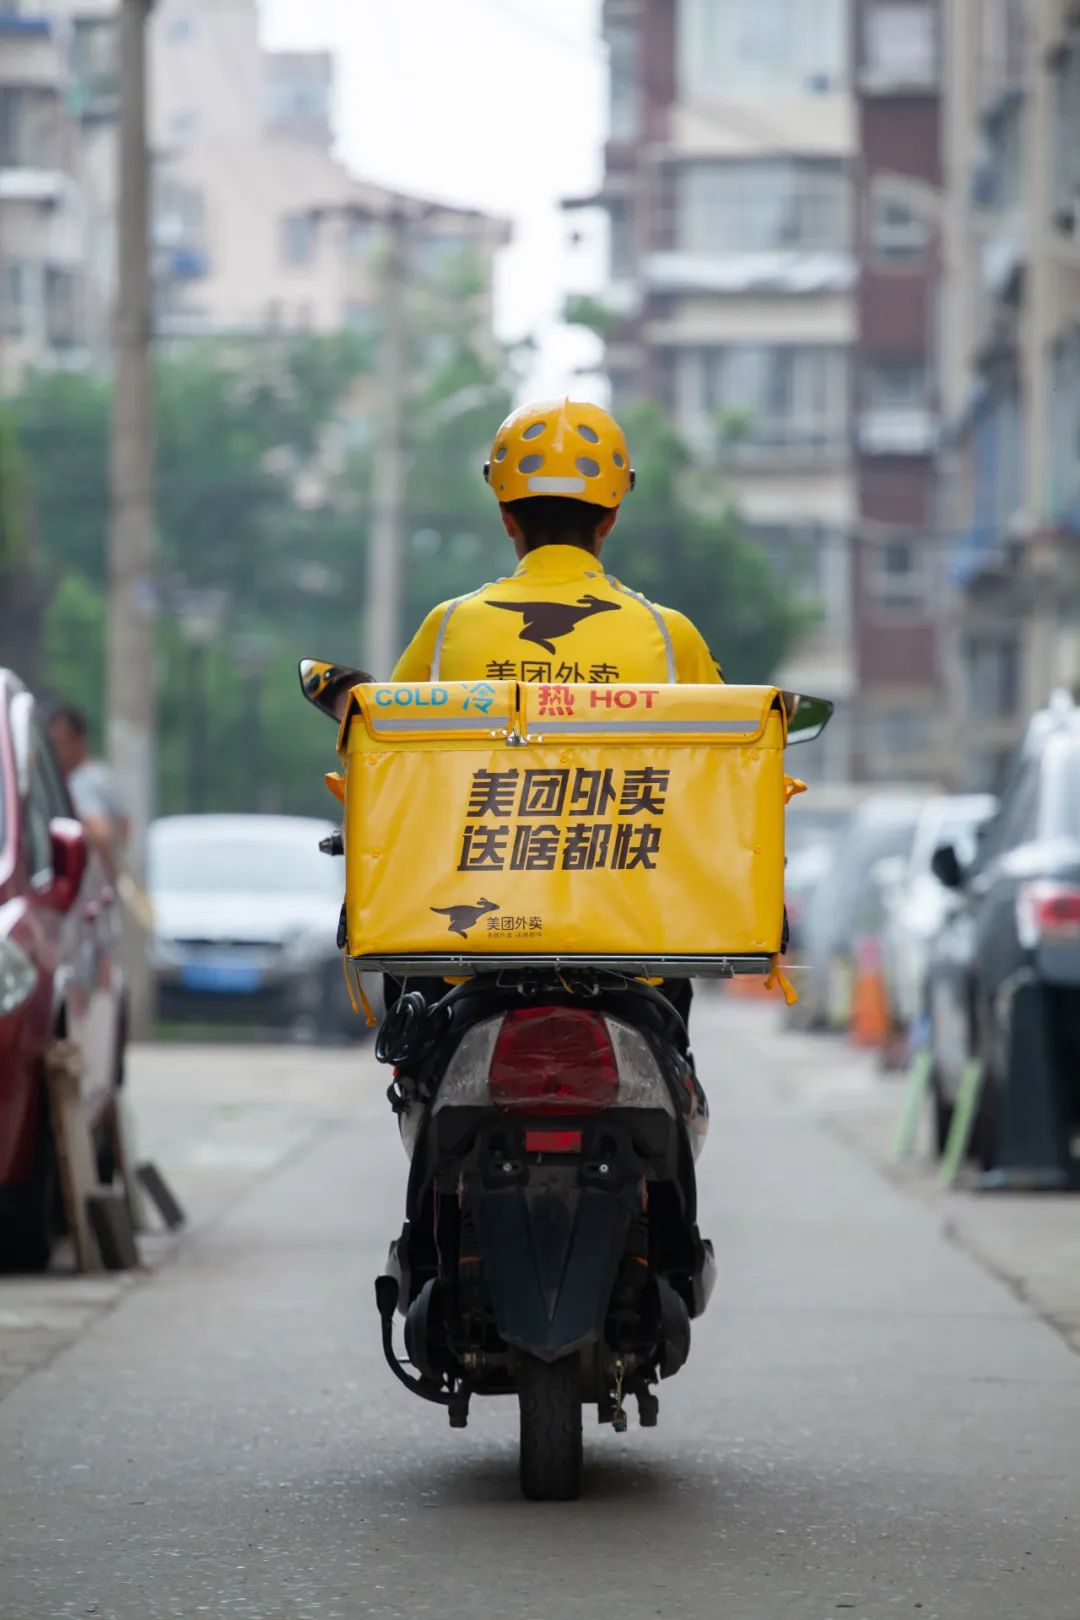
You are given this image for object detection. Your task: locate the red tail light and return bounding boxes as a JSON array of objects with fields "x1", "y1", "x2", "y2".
[
  {"x1": 487, "y1": 1008, "x2": 619, "y2": 1115},
  {"x1": 1017, "y1": 881, "x2": 1080, "y2": 946}
]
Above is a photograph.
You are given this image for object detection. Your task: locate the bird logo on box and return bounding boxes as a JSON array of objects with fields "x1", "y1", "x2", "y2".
[{"x1": 430, "y1": 898, "x2": 500, "y2": 939}]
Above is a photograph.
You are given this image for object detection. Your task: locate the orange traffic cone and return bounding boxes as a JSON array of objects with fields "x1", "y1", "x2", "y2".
[{"x1": 849, "y1": 935, "x2": 891, "y2": 1048}]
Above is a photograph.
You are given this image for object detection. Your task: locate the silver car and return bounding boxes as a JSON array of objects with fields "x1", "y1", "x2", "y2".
[
  {"x1": 875, "y1": 794, "x2": 997, "y2": 1034},
  {"x1": 798, "y1": 795, "x2": 924, "y2": 1030},
  {"x1": 149, "y1": 814, "x2": 372, "y2": 1041}
]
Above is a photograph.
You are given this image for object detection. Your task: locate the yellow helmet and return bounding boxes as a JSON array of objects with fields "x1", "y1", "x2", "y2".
[{"x1": 483, "y1": 398, "x2": 635, "y2": 509}]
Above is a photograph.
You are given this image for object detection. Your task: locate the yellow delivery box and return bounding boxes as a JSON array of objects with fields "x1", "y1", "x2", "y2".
[{"x1": 336, "y1": 679, "x2": 789, "y2": 972}]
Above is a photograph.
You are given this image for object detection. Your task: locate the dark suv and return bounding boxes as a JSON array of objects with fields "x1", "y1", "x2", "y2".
[{"x1": 927, "y1": 698, "x2": 1080, "y2": 1172}]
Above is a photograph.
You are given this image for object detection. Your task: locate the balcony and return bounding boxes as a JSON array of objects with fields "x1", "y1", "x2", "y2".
[
  {"x1": 644, "y1": 250, "x2": 854, "y2": 297},
  {"x1": 0, "y1": 166, "x2": 64, "y2": 204},
  {"x1": 857, "y1": 406, "x2": 937, "y2": 456}
]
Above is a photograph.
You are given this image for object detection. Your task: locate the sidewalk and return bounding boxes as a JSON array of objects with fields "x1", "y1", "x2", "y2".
[
  {"x1": 0, "y1": 1038, "x2": 364, "y2": 1403},
  {"x1": 725, "y1": 995, "x2": 1080, "y2": 1359}
]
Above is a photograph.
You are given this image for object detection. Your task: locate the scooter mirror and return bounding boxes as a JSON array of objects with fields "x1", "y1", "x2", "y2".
[
  {"x1": 781, "y1": 691, "x2": 834, "y2": 746},
  {"x1": 298, "y1": 658, "x2": 375, "y2": 720}
]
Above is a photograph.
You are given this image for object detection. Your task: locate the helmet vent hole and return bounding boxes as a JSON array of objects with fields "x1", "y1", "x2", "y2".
[
  {"x1": 494, "y1": 445, "x2": 507, "y2": 462},
  {"x1": 522, "y1": 422, "x2": 546, "y2": 440},
  {"x1": 613, "y1": 451, "x2": 625, "y2": 468},
  {"x1": 519, "y1": 453, "x2": 544, "y2": 473},
  {"x1": 576, "y1": 423, "x2": 600, "y2": 443},
  {"x1": 575, "y1": 456, "x2": 600, "y2": 478}
]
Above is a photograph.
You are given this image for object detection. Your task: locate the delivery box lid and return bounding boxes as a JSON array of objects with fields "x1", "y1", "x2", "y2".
[
  {"x1": 343, "y1": 680, "x2": 786, "y2": 751},
  {"x1": 517, "y1": 680, "x2": 784, "y2": 743}
]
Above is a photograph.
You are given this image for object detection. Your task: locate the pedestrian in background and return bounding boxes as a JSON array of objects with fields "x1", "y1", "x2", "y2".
[{"x1": 47, "y1": 704, "x2": 130, "y2": 880}]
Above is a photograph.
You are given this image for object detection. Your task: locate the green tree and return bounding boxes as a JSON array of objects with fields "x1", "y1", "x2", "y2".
[
  {"x1": 14, "y1": 335, "x2": 372, "y2": 814},
  {"x1": 0, "y1": 404, "x2": 46, "y2": 689}
]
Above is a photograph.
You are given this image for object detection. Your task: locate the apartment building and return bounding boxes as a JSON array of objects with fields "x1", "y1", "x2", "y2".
[
  {"x1": 1, "y1": 0, "x2": 508, "y2": 388},
  {"x1": 940, "y1": 0, "x2": 1080, "y2": 789},
  {"x1": 575, "y1": 0, "x2": 857, "y2": 779},
  {"x1": 850, "y1": 0, "x2": 944, "y2": 783},
  {"x1": 148, "y1": 0, "x2": 508, "y2": 345},
  {"x1": 0, "y1": 2, "x2": 100, "y2": 390}
]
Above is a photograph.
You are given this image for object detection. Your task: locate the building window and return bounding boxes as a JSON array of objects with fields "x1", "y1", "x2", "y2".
[
  {"x1": 413, "y1": 233, "x2": 472, "y2": 278},
  {"x1": 864, "y1": 357, "x2": 929, "y2": 409},
  {"x1": 863, "y1": 3, "x2": 937, "y2": 86},
  {"x1": 44, "y1": 267, "x2": 78, "y2": 348},
  {"x1": 678, "y1": 0, "x2": 847, "y2": 100},
  {"x1": 750, "y1": 524, "x2": 828, "y2": 599},
  {"x1": 965, "y1": 635, "x2": 1020, "y2": 721},
  {"x1": 877, "y1": 707, "x2": 932, "y2": 758},
  {"x1": 1, "y1": 261, "x2": 34, "y2": 338},
  {"x1": 974, "y1": 90, "x2": 1023, "y2": 213},
  {"x1": 0, "y1": 86, "x2": 60, "y2": 168},
  {"x1": 608, "y1": 198, "x2": 635, "y2": 282},
  {"x1": 344, "y1": 218, "x2": 377, "y2": 262},
  {"x1": 606, "y1": 20, "x2": 639, "y2": 141},
  {"x1": 678, "y1": 159, "x2": 849, "y2": 255},
  {"x1": 1050, "y1": 331, "x2": 1080, "y2": 525},
  {"x1": 281, "y1": 212, "x2": 317, "y2": 268},
  {"x1": 265, "y1": 68, "x2": 331, "y2": 132},
  {"x1": 871, "y1": 537, "x2": 928, "y2": 610},
  {"x1": 696, "y1": 344, "x2": 849, "y2": 455},
  {"x1": 1053, "y1": 33, "x2": 1080, "y2": 229},
  {"x1": 869, "y1": 184, "x2": 932, "y2": 262},
  {"x1": 70, "y1": 17, "x2": 119, "y2": 116},
  {"x1": 156, "y1": 177, "x2": 207, "y2": 250}
]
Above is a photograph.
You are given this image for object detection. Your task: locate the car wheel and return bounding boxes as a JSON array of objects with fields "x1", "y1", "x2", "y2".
[
  {"x1": 0, "y1": 1109, "x2": 57, "y2": 1274},
  {"x1": 972, "y1": 1002, "x2": 1003, "y2": 1172}
]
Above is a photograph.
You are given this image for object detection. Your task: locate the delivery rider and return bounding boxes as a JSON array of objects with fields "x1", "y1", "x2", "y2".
[
  {"x1": 388, "y1": 399, "x2": 726, "y2": 1044},
  {"x1": 393, "y1": 398, "x2": 724, "y2": 690}
]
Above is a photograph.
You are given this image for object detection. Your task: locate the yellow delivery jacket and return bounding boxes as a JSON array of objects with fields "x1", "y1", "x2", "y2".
[{"x1": 392, "y1": 545, "x2": 724, "y2": 688}]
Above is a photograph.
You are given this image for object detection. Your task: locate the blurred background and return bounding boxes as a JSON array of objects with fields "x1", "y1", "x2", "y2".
[{"x1": 2, "y1": 0, "x2": 1080, "y2": 1064}]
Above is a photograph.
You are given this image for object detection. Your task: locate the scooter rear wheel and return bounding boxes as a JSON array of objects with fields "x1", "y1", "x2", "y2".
[{"x1": 517, "y1": 1353, "x2": 583, "y2": 1501}]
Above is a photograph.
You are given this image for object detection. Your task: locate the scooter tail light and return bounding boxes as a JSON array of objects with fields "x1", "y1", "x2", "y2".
[
  {"x1": 487, "y1": 1007, "x2": 620, "y2": 1114},
  {"x1": 1016, "y1": 881, "x2": 1080, "y2": 948}
]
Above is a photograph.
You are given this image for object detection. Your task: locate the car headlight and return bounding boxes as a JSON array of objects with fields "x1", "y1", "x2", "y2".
[{"x1": 0, "y1": 938, "x2": 39, "y2": 1017}]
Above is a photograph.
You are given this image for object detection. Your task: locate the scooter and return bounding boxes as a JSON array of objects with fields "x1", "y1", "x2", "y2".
[{"x1": 300, "y1": 659, "x2": 831, "y2": 1499}]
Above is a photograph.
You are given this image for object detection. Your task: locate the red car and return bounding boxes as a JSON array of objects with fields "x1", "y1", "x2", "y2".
[{"x1": 0, "y1": 670, "x2": 126, "y2": 1270}]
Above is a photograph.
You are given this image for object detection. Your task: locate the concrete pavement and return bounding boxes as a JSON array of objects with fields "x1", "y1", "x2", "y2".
[{"x1": 2, "y1": 998, "x2": 1080, "y2": 1617}]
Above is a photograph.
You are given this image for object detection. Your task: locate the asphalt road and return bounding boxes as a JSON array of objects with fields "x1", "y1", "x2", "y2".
[{"x1": 2, "y1": 998, "x2": 1080, "y2": 1619}]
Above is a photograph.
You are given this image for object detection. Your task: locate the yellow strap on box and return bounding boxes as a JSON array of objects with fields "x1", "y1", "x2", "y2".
[
  {"x1": 342, "y1": 956, "x2": 377, "y2": 1028},
  {"x1": 765, "y1": 954, "x2": 799, "y2": 1007}
]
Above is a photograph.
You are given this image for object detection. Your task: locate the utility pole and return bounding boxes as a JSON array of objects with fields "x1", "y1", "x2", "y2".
[
  {"x1": 107, "y1": 0, "x2": 156, "y2": 1037},
  {"x1": 367, "y1": 206, "x2": 408, "y2": 677}
]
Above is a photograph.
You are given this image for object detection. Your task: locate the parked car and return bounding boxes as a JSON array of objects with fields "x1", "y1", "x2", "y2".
[
  {"x1": 784, "y1": 786, "x2": 876, "y2": 956},
  {"x1": 876, "y1": 794, "x2": 997, "y2": 1035},
  {"x1": 797, "y1": 795, "x2": 923, "y2": 1029},
  {"x1": 0, "y1": 671, "x2": 127, "y2": 1271},
  {"x1": 149, "y1": 814, "x2": 373, "y2": 1041},
  {"x1": 926, "y1": 699, "x2": 1080, "y2": 1166}
]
